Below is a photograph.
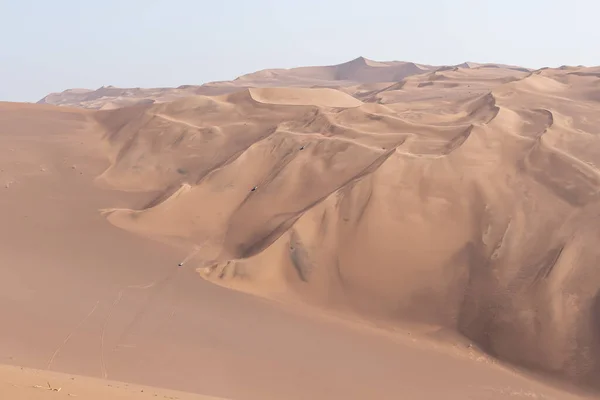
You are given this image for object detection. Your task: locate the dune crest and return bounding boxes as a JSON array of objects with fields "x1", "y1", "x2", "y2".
[
  {"x1": 37, "y1": 57, "x2": 532, "y2": 110},
  {"x1": 247, "y1": 87, "x2": 363, "y2": 108}
]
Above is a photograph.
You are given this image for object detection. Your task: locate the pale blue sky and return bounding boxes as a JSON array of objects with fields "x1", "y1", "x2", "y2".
[{"x1": 1, "y1": 0, "x2": 598, "y2": 102}]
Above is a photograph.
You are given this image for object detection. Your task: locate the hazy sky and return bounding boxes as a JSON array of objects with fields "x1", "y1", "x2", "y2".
[{"x1": 1, "y1": 0, "x2": 598, "y2": 102}]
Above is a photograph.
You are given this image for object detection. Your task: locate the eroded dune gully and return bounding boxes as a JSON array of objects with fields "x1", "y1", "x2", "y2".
[{"x1": 94, "y1": 67, "x2": 600, "y2": 390}]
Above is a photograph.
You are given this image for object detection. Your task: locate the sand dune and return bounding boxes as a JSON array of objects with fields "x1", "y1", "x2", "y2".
[
  {"x1": 232, "y1": 57, "x2": 433, "y2": 85},
  {"x1": 88, "y1": 65, "x2": 600, "y2": 393},
  {"x1": 2, "y1": 61, "x2": 599, "y2": 399},
  {"x1": 37, "y1": 85, "x2": 215, "y2": 111},
  {"x1": 247, "y1": 87, "x2": 363, "y2": 107},
  {"x1": 37, "y1": 57, "x2": 532, "y2": 110}
]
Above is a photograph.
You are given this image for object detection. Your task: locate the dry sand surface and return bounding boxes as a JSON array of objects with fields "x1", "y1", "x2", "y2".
[
  {"x1": 0, "y1": 364, "x2": 224, "y2": 400},
  {"x1": 2, "y1": 59, "x2": 600, "y2": 399}
]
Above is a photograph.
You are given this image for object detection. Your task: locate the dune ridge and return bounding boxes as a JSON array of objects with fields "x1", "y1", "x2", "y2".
[
  {"x1": 37, "y1": 57, "x2": 533, "y2": 110},
  {"x1": 85, "y1": 64, "x2": 600, "y2": 393}
]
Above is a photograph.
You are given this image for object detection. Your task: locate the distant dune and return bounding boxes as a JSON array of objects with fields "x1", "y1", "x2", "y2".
[
  {"x1": 37, "y1": 57, "x2": 533, "y2": 110},
  {"x1": 2, "y1": 58, "x2": 599, "y2": 399},
  {"x1": 231, "y1": 57, "x2": 433, "y2": 84}
]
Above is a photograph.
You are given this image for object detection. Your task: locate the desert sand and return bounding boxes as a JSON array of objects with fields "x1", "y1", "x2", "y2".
[
  {"x1": 2, "y1": 58, "x2": 600, "y2": 399},
  {"x1": 0, "y1": 364, "x2": 224, "y2": 400}
]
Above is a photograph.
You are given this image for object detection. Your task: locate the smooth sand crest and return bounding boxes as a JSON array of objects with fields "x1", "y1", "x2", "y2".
[
  {"x1": 247, "y1": 87, "x2": 363, "y2": 107},
  {"x1": 2, "y1": 61, "x2": 600, "y2": 399}
]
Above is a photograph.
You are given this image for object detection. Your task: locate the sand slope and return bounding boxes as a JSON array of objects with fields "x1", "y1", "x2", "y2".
[
  {"x1": 3, "y1": 62, "x2": 600, "y2": 399},
  {"x1": 89, "y1": 65, "x2": 600, "y2": 393},
  {"x1": 3, "y1": 100, "x2": 593, "y2": 399},
  {"x1": 0, "y1": 364, "x2": 224, "y2": 400}
]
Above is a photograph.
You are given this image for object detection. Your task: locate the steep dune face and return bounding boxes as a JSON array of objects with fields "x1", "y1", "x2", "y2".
[{"x1": 93, "y1": 66, "x2": 600, "y2": 391}]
